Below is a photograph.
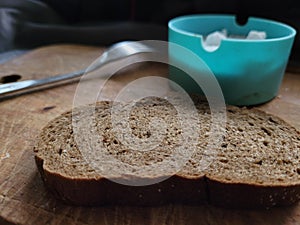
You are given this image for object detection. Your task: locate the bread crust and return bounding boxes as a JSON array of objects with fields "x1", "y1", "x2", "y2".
[
  {"x1": 207, "y1": 177, "x2": 300, "y2": 209},
  {"x1": 36, "y1": 152, "x2": 300, "y2": 208},
  {"x1": 35, "y1": 154, "x2": 207, "y2": 206}
]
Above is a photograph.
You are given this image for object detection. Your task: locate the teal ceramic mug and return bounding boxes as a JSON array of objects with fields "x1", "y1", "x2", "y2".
[{"x1": 168, "y1": 14, "x2": 296, "y2": 106}]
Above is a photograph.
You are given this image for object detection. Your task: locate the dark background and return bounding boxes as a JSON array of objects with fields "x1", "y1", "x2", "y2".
[{"x1": 1, "y1": 0, "x2": 300, "y2": 62}]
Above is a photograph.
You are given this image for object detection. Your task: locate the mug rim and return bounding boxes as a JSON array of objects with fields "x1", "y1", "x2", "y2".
[{"x1": 168, "y1": 14, "x2": 296, "y2": 43}]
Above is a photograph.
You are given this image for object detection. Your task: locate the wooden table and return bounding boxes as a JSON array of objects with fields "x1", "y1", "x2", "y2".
[{"x1": 0, "y1": 44, "x2": 300, "y2": 225}]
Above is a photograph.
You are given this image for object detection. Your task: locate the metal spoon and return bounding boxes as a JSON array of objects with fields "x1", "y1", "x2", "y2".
[{"x1": 0, "y1": 41, "x2": 154, "y2": 96}]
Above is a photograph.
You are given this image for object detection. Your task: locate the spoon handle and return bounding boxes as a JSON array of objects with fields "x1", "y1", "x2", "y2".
[{"x1": 0, "y1": 69, "x2": 85, "y2": 95}]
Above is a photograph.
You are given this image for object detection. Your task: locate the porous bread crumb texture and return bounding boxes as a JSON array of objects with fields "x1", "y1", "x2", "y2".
[
  {"x1": 34, "y1": 96, "x2": 300, "y2": 205},
  {"x1": 35, "y1": 98, "x2": 209, "y2": 179},
  {"x1": 207, "y1": 107, "x2": 300, "y2": 185}
]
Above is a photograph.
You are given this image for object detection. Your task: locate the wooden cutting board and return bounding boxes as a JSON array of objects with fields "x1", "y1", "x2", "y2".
[{"x1": 0, "y1": 44, "x2": 300, "y2": 225}]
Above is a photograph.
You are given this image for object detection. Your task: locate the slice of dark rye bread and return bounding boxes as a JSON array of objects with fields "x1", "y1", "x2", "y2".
[{"x1": 33, "y1": 96, "x2": 300, "y2": 209}]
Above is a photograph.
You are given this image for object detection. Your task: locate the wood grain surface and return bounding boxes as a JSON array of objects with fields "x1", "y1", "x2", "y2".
[{"x1": 0, "y1": 44, "x2": 300, "y2": 225}]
